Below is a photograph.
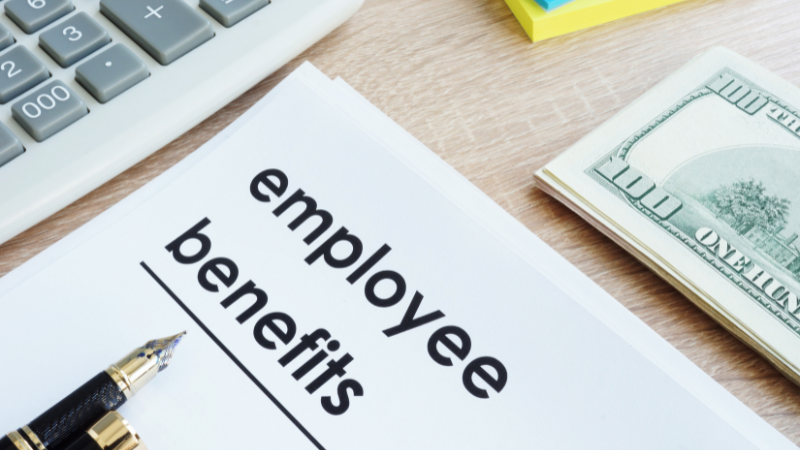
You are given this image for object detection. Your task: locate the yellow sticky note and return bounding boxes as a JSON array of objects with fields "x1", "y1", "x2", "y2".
[{"x1": 505, "y1": 0, "x2": 689, "y2": 42}]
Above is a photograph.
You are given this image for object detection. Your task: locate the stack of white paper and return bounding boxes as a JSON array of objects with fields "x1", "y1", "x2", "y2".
[{"x1": 0, "y1": 63, "x2": 793, "y2": 449}]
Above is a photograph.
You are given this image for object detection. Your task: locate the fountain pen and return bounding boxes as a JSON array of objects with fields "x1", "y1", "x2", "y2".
[{"x1": 1, "y1": 333, "x2": 185, "y2": 450}]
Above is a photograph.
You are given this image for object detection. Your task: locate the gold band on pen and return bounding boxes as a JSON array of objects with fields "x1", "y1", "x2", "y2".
[
  {"x1": 105, "y1": 346, "x2": 162, "y2": 400},
  {"x1": 87, "y1": 412, "x2": 146, "y2": 450},
  {"x1": 106, "y1": 365, "x2": 135, "y2": 400},
  {"x1": 7, "y1": 432, "x2": 33, "y2": 450},
  {"x1": 20, "y1": 427, "x2": 45, "y2": 450}
]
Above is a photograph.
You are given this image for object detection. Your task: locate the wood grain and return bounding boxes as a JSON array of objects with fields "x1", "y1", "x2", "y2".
[{"x1": 3, "y1": 0, "x2": 800, "y2": 443}]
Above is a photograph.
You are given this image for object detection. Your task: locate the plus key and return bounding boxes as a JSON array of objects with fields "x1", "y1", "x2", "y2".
[
  {"x1": 101, "y1": 0, "x2": 214, "y2": 65},
  {"x1": 145, "y1": 5, "x2": 164, "y2": 18}
]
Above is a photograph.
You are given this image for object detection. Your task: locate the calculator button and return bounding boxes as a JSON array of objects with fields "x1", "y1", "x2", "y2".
[
  {"x1": 100, "y1": 0, "x2": 214, "y2": 66},
  {"x1": 76, "y1": 44, "x2": 149, "y2": 103},
  {"x1": 40, "y1": 12, "x2": 110, "y2": 68},
  {"x1": 199, "y1": 0, "x2": 269, "y2": 28},
  {"x1": 5, "y1": 0, "x2": 74, "y2": 34},
  {"x1": 0, "y1": 122, "x2": 23, "y2": 168},
  {"x1": 12, "y1": 80, "x2": 88, "y2": 142},
  {"x1": 0, "y1": 24, "x2": 14, "y2": 53},
  {"x1": 0, "y1": 46, "x2": 50, "y2": 104}
]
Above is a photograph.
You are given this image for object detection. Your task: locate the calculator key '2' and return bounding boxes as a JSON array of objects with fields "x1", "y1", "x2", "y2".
[{"x1": 0, "y1": 46, "x2": 50, "y2": 104}]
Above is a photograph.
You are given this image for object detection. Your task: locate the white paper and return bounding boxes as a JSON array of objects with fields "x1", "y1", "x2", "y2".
[{"x1": 0, "y1": 63, "x2": 794, "y2": 450}]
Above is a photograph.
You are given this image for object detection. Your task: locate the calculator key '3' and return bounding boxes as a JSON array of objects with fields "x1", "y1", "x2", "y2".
[{"x1": 40, "y1": 12, "x2": 111, "y2": 68}]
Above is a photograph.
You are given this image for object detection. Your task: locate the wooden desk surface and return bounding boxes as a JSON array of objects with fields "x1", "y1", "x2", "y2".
[{"x1": 2, "y1": 0, "x2": 800, "y2": 443}]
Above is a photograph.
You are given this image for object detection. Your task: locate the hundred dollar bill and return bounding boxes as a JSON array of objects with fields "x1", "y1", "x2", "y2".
[{"x1": 536, "y1": 47, "x2": 800, "y2": 384}]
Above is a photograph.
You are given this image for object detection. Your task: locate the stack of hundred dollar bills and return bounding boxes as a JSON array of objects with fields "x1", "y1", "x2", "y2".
[{"x1": 536, "y1": 47, "x2": 800, "y2": 385}]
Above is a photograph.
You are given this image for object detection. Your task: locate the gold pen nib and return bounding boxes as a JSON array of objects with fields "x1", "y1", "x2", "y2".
[
  {"x1": 145, "y1": 332, "x2": 187, "y2": 372},
  {"x1": 106, "y1": 332, "x2": 187, "y2": 399}
]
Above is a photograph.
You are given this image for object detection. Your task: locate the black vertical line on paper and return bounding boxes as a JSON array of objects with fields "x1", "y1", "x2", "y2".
[{"x1": 140, "y1": 261, "x2": 326, "y2": 450}]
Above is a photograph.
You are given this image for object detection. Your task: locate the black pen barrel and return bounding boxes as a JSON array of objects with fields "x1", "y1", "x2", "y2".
[
  {"x1": 26, "y1": 372, "x2": 126, "y2": 449},
  {"x1": 0, "y1": 436, "x2": 15, "y2": 450},
  {"x1": 58, "y1": 434, "x2": 102, "y2": 450}
]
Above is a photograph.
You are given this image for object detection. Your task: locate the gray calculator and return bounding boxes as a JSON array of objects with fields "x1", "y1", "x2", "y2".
[{"x1": 0, "y1": 0, "x2": 363, "y2": 245}]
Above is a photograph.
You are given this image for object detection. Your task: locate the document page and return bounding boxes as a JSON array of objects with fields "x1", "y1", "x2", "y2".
[{"x1": 0, "y1": 64, "x2": 793, "y2": 450}]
